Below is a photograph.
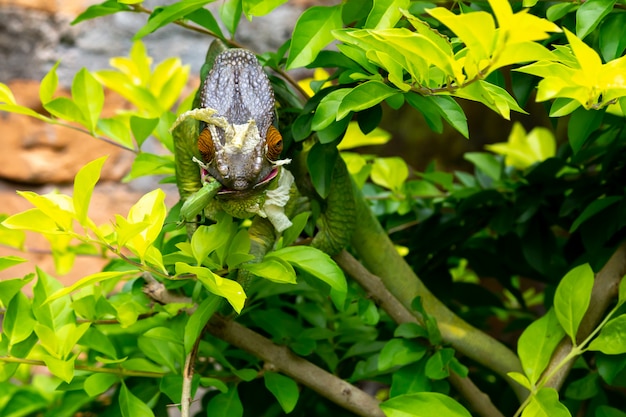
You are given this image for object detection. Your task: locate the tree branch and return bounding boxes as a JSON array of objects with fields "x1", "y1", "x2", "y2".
[
  {"x1": 334, "y1": 250, "x2": 506, "y2": 417},
  {"x1": 544, "y1": 241, "x2": 626, "y2": 390},
  {"x1": 348, "y1": 191, "x2": 527, "y2": 401},
  {"x1": 206, "y1": 314, "x2": 385, "y2": 417}
]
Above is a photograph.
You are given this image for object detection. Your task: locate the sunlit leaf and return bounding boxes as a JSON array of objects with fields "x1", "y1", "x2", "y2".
[
  {"x1": 287, "y1": 5, "x2": 344, "y2": 69},
  {"x1": 176, "y1": 263, "x2": 246, "y2": 313},
  {"x1": 40, "y1": 61, "x2": 60, "y2": 104},
  {"x1": 522, "y1": 387, "x2": 571, "y2": 417},
  {"x1": 554, "y1": 263, "x2": 594, "y2": 343},
  {"x1": 73, "y1": 156, "x2": 107, "y2": 225},
  {"x1": 370, "y1": 157, "x2": 409, "y2": 191},
  {"x1": 380, "y1": 392, "x2": 471, "y2": 417},
  {"x1": 364, "y1": 0, "x2": 410, "y2": 29},
  {"x1": 576, "y1": 0, "x2": 616, "y2": 40},
  {"x1": 134, "y1": 0, "x2": 212, "y2": 40},
  {"x1": 72, "y1": 68, "x2": 104, "y2": 132},
  {"x1": 517, "y1": 309, "x2": 565, "y2": 386},
  {"x1": 264, "y1": 373, "x2": 299, "y2": 413},
  {"x1": 120, "y1": 383, "x2": 155, "y2": 417},
  {"x1": 45, "y1": 270, "x2": 139, "y2": 304},
  {"x1": 242, "y1": 0, "x2": 289, "y2": 18}
]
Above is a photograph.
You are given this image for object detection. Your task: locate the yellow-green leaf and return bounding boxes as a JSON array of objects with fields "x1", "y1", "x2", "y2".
[
  {"x1": 176, "y1": 263, "x2": 246, "y2": 313},
  {"x1": 338, "y1": 121, "x2": 391, "y2": 150},
  {"x1": 73, "y1": 156, "x2": 107, "y2": 225},
  {"x1": 45, "y1": 270, "x2": 140, "y2": 304}
]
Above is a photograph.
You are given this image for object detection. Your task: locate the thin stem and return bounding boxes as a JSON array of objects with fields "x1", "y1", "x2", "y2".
[
  {"x1": 181, "y1": 336, "x2": 202, "y2": 417},
  {"x1": 207, "y1": 314, "x2": 385, "y2": 417},
  {"x1": 0, "y1": 356, "x2": 165, "y2": 378},
  {"x1": 127, "y1": 3, "x2": 309, "y2": 98}
]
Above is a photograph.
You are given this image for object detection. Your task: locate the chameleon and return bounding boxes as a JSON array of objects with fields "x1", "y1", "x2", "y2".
[
  {"x1": 172, "y1": 44, "x2": 294, "y2": 233},
  {"x1": 171, "y1": 40, "x2": 356, "y2": 258}
]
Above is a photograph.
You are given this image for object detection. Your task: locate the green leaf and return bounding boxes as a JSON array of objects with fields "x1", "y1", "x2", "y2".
[
  {"x1": 219, "y1": 0, "x2": 243, "y2": 36},
  {"x1": 425, "y1": 348, "x2": 455, "y2": 380},
  {"x1": 264, "y1": 373, "x2": 299, "y2": 413},
  {"x1": 596, "y1": 406, "x2": 626, "y2": 417},
  {"x1": 576, "y1": 0, "x2": 616, "y2": 40},
  {"x1": 126, "y1": 189, "x2": 167, "y2": 260},
  {"x1": 517, "y1": 308, "x2": 565, "y2": 386},
  {"x1": 522, "y1": 387, "x2": 571, "y2": 417},
  {"x1": 554, "y1": 263, "x2": 594, "y2": 344},
  {"x1": 430, "y1": 96, "x2": 468, "y2": 139},
  {"x1": 134, "y1": 0, "x2": 213, "y2": 40},
  {"x1": 184, "y1": 295, "x2": 221, "y2": 354},
  {"x1": 242, "y1": 0, "x2": 288, "y2": 17},
  {"x1": 130, "y1": 115, "x2": 159, "y2": 148},
  {"x1": 40, "y1": 61, "x2": 60, "y2": 104},
  {"x1": 32, "y1": 268, "x2": 73, "y2": 331},
  {"x1": 564, "y1": 372, "x2": 600, "y2": 400},
  {"x1": 287, "y1": 5, "x2": 344, "y2": 69},
  {"x1": 312, "y1": 89, "x2": 351, "y2": 130},
  {"x1": 241, "y1": 257, "x2": 297, "y2": 284},
  {"x1": 568, "y1": 107, "x2": 604, "y2": 154},
  {"x1": 570, "y1": 196, "x2": 621, "y2": 232},
  {"x1": 176, "y1": 263, "x2": 246, "y2": 313},
  {"x1": 73, "y1": 156, "x2": 107, "y2": 225},
  {"x1": 84, "y1": 373, "x2": 119, "y2": 397},
  {"x1": 206, "y1": 386, "x2": 243, "y2": 417},
  {"x1": 0, "y1": 274, "x2": 35, "y2": 307},
  {"x1": 45, "y1": 270, "x2": 139, "y2": 304},
  {"x1": 547, "y1": 3, "x2": 577, "y2": 21},
  {"x1": 0, "y1": 255, "x2": 27, "y2": 272},
  {"x1": 44, "y1": 97, "x2": 85, "y2": 124},
  {"x1": 187, "y1": 8, "x2": 224, "y2": 38},
  {"x1": 587, "y1": 315, "x2": 626, "y2": 354},
  {"x1": 72, "y1": 68, "x2": 104, "y2": 132},
  {"x1": 270, "y1": 246, "x2": 347, "y2": 296},
  {"x1": 307, "y1": 141, "x2": 338, "y2": 198},
  {"x1": 365, "y1": 0, "x2": 410, "y2": 29},
  {"x1": 380, "y1": 392, "x2": 472, "y2": 417},
  {"x1": 120, "y1": 383, "x2": 155, "y2": 417},
  {"x1": 370, "y1": 157, "x2": 409, "y2": 191},
  {"x1": 0, "y1": 103, "x2": 52, "y2": 122},
  {"x1": 72, "y1": 0, "x2": 131, "y2": 25},
  {"x1": 599, "y1": 13, "x2": 626, "y2": 61},
  {"x1": 3, "y1": 292, "x2": 36, "y2": 347},
  {"x1": 464, "y1": 152, "x2": 501, "y2": 181},
  {"x1": 41, "y1": 354, "x2": 75, "y2": 383},
  {"x1": 337, "y1": 81, "x2": 399, "y2": 120},
  {"x1": 0, "y1": 388, "x2": 48, "y2": 417},
  {"x1": 98, "y1": 117, "x2": 134, "y2": 149},
  {"x1": 394, "y1": 322, "x2": 428, "y2": 339},
  {"x1": 191, "y1": 222, "x2": 232, "y2": 266},
  {"x1": 508, "y1": 372, "x2": 533, "y2": 390},
  {"x1": 282, "y1": 211, "x2": 310, "y2": 248},
  {"x1": 378, "y1": 339, "x2": 427, "y2": 371}
]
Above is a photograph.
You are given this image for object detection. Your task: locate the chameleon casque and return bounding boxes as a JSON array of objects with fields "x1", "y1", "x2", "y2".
[{"x1": 172, "y1": 41, "x2": 355, "y2": 267}]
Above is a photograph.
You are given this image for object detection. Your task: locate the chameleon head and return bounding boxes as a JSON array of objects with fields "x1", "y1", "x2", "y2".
[{"x1": 197, "y1": 48, "x2": 283, "y2": 193}]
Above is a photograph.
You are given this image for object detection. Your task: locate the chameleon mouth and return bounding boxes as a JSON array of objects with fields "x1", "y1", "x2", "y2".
[{"x1": 215, "y1": 167, "x2": 279, "y2": 195}]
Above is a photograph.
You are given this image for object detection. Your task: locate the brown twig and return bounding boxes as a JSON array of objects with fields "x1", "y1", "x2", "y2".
[
  {"x1": 206, "y1": 314, "x2": 385, "y2": 417},
  {"x1": 334, "y1": 250, "x2": 506, "y2": 417}
]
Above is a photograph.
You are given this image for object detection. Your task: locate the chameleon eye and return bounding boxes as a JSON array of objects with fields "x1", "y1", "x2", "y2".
[
  {"x1": 266, "y1": 125, "x2": 283, "y2": 161},
  {"x1": 198, "y1": 127, "x2": 214, "y2": 162}
]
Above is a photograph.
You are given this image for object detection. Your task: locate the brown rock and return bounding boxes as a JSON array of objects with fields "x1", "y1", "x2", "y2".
[
  {"x1": 0, "y1": 0, "x2": 91, "y2": 16},
  {"x1": 0, "y1": 79, "x2": 135, "y2": 184}
]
